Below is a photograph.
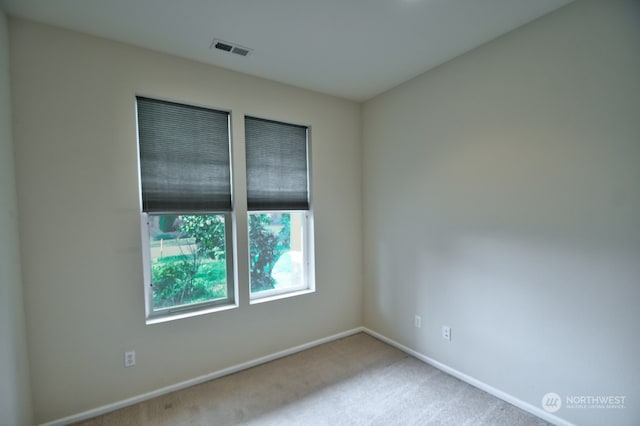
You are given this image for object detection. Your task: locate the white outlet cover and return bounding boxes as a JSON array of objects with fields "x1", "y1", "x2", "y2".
[
  {"x1": 442, "y1": 326, "x2": 451, "y2": 340},
  {"x1": 124, "y1": 350, "x2": 136, "y2": 367}
]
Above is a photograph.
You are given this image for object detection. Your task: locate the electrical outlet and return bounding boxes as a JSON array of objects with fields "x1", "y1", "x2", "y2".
[
  {"x1": 414, "y1": 315, "x2": 421, "y2": 329},
  {"x1": 442, "y1": 326, "x2": 451, "y2": 341},
  {"x1": 124, "y1": 350, "x2": 136, "y2": 367}
]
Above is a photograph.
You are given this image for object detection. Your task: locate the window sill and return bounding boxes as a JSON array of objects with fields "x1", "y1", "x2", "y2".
[
  {"x1": 146, "y1": 302, "x2": 238, "y2": 325},
  {"x1": 249, "y1": 287, "x2": 315, "y2": 305}
]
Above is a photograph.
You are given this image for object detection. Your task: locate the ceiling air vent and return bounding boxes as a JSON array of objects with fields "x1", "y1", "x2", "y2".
[
  {"x1": 231, "y1": 46, "x2": 250, "y2": 57},
  {"x1": 211, "y1": 39, "x2": 252, "y2": 57}
]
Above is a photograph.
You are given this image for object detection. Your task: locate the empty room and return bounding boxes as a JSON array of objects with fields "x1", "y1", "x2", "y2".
[{"x1": 0, "y1": 0, "x2": 638, "y2": 425}]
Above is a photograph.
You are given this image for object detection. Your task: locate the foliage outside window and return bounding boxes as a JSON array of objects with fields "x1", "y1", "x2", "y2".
[
  {"x1": 249, "y1": 211, "x2": 308, "y2": 296},
  {"x1": 149, "y1": 214, "x2": 229, "y2": 309}
]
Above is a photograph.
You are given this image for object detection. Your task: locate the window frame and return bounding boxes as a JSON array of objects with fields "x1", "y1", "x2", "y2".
[
  {"x1": 244, "y1": 115, "x2": 315, "y2": 303},
  {"x1": 141, "y1": 212, "x2": 237, "y2": 323},
  {"x1": 135, "y1": 95, "x2": 237, "y2": 324}
]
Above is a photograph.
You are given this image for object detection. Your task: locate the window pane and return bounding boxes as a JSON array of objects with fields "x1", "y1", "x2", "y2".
[
  {"x1": 149, "y1": 214, "x2": 228, "y2": 311},
  {"x1": 249, "y1": 211, "x2": 306, "y2": 295}
]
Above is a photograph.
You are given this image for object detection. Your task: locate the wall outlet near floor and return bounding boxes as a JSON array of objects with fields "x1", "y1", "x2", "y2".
[
  {"x1": 442, "y1": 326, "x2": 451, "y2": 341},
  {"x1": 414, "y1": 315, "x2": 422, "y2": 329},
  {"x1": 124, "y1": 350, "x2": 136, "y2": 367}
]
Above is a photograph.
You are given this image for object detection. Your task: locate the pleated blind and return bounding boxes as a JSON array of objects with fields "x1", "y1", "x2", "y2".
[
  {"x1": 245, "y1": 116, "x2": 309, "y2": 211},
  {"x1": 136, "y1": 97, "x2": 232, "y2": 212}
]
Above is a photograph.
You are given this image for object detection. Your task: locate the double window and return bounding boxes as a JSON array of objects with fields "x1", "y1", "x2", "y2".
[{"x1": 136, "y1": 97, "x2": 313, "y2": 322}]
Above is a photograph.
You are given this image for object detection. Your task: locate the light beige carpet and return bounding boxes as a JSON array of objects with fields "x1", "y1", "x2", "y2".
[{"x1": 74, "y1": 333, "x2": 550, "y2": 425}]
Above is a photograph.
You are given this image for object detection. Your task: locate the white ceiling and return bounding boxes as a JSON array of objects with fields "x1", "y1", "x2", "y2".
[{"x1": 0, "y1": 0, "x2": 572, "y2": 101}]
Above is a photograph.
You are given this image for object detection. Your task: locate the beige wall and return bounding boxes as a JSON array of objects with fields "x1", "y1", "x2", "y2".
[
  {"x1": 362, "y1": 1, "x2": 640, "y2": 425},
  {"x1": 8, "y1": 1, "x2": 640, "y2": 425},
  {"x1": 0, "y1": 10, "x2": 33, "y2": 426},
  {"x1": 9, "y1": 18, "x2": 362, "y2": 423}
]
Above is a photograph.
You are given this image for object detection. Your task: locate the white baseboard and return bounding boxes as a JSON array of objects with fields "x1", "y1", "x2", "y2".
[
  {"x1": 41, "y1": 326, "x2": 573, "y2": 426},
  {"x1": 362, "y1": 327, "x2": 574, "y2": 426},
  {"x1": 39, "y1": 327, "x2": 365, "y2": 426}
]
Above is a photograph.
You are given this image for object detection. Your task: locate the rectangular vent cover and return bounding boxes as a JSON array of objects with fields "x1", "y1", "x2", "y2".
[
  {"x1": 211, "y1": 39, "x2": 252, "y2": 57},
  {"x1": 232, "y1": 47, "x2": 250, "y2": 56}
]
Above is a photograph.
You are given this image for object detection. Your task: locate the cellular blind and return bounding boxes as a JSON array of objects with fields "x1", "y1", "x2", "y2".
[
  {"x1": 245, "y1": 116, "x2": 309, "y2": 211},
  {"x1": 136, "y1": 96, "x2": 232, "y2": 212}
]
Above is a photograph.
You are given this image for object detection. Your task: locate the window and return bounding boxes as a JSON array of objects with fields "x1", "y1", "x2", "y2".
[
  {"x1": 245, "y1": 116, "x2": 315, "y2": 301},
  {"x1": 136, "y1": 97, "x2": 235, "y2": 322}
]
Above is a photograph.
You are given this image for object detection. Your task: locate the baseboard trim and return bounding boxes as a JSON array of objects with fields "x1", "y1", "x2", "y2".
[
  {"x1": 361, "y1": 327, "x2": 574, "y2": 426},
  {"x1": 41, "y1": 326, "x2": 574, "y2": 426},
  {"x1": 39, "y1": 327, "x2": 365, "y2": 426}
]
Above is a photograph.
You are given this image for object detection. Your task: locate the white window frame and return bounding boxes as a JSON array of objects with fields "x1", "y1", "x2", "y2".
[
  {"x1": 141, "y1": 212, "x2": 237, "y2": 324},
  {"x1": 135, "y1": 95, "x2": 237, "y2": 324}
]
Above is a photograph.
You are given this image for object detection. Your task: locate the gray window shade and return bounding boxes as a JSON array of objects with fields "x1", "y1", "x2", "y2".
[
  {"x1": 137, "y1": 97, "x2": 232, "y2": 212},
  {"x1": 245, "y1": 116, "x2": 309, "y2": 211}
]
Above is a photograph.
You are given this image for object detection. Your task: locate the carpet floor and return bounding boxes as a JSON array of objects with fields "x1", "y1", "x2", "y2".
[{"x1": 73, "y1": 333, "x2": 551, "y2": 425}]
